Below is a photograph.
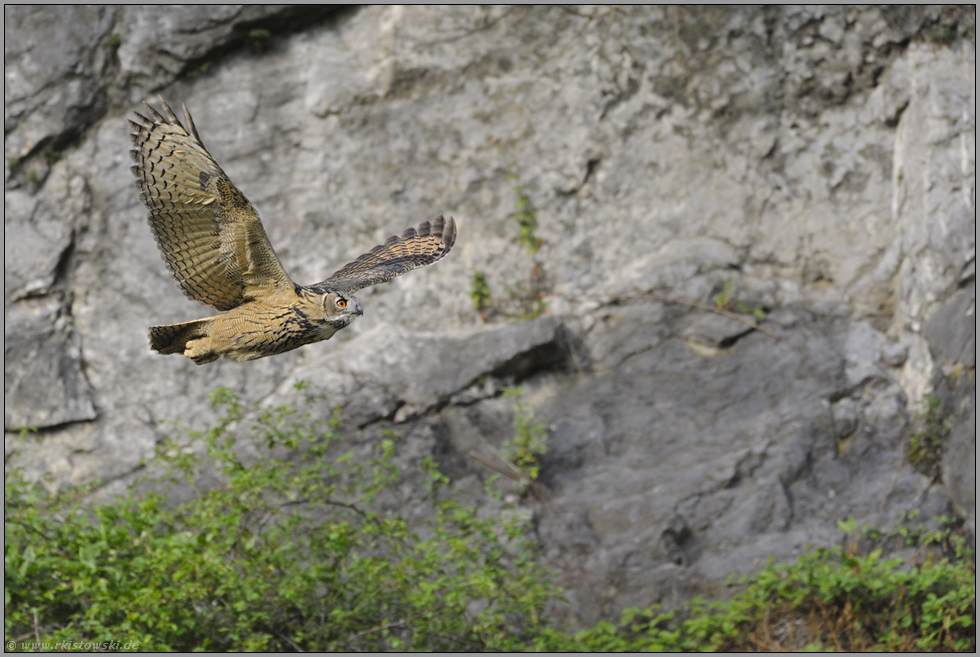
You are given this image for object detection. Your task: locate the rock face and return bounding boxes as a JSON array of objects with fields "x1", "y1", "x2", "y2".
[{"x1": 4, "y1": 5, "x2": 975, "y2": 627}]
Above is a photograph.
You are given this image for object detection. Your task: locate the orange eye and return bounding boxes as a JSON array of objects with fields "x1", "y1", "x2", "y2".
[{"x1": 336, "y1": 298, "x2": 347, "y2": 308}]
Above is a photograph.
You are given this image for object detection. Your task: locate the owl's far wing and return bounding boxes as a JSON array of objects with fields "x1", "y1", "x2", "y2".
[
  {"x1": 130, "y1": 98, "x2": 294, "y2": 311},
  {"x1": 318, "y1": 216, "x2": 457, "y2": 294}
]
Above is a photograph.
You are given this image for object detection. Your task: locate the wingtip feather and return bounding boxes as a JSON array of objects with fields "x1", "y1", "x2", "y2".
[
  {"x1": 442, "y1": 216, "x2": 457, "y2": 252},
  {"x1": 142, "y1": 100, "x2": 165, "y2": 124},
  {"x1": 184, "y1": 104, "x2": 204, "y2": 146},
  {"x1": 158, "y1": 96, "x2": 180, "y2": 125}
]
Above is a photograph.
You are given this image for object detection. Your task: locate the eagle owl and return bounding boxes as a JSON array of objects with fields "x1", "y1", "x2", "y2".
[{"x1": 130, "y1": 99, "x2": 456, "y2": 364}]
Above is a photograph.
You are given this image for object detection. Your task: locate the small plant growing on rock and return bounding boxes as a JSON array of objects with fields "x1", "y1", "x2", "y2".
[
  {"x1": 908, "y1": 394, "x2": 949, "y2": 478},
  {"x1": 509, "y1": 175, "x2": 541, "y2": 254},
  {"x1": 715, "y1": 277, "x2": 735, "y2": 309},
  {"x1": 715, "y1": 276, "x2": 767, "y2": 320},
  {"x1": 248, "y1": 28, "x2": 272, "y2": 54},
  {"x1": 471, "y1": 271, "x2": 492, "y2": 321},
  {"x1": 188, "y1": 61, "x2": 213, "y2": 78},
  {"x1": 469, "y1": 173, "x2": 549, "y2": 324},
  {"x1": 26, "y1": 168, "x2": 41, "y2": 192},
  {"x1": 42, "y1": 146, "x2": 62, "y2": 164},
  {"x1": 471, "y1": 266, "x2": 547, "y2": 322},
  {"x1": 501, "y1": 387, "x2": 548, "y2": 483}
]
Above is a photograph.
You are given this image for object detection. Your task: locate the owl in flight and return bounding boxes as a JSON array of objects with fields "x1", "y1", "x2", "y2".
[{"x1": 130, "y1": 99, "x2": 456, "y2": 364}]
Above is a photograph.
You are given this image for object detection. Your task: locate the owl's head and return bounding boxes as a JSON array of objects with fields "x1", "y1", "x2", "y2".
[{"x1": 322, "y1": 290, "x2": 363, "y2": 327}]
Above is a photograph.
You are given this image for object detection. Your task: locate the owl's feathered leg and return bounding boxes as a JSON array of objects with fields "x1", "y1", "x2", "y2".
[{"x1": 149, "y1": 319, "x2": 219, "y2": 364}]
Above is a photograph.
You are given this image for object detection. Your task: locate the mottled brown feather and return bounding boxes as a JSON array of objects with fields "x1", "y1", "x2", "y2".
[
  {"x1": 130, "y1": 97, "x2": 293, "y2": 311},
  {"x1": 318, "y1": 215, "x2": 457, "y2": 294},
  {"x1": 134, "y1": 99, "x2": 458, "y2": 364},
  {"x1": 149, "y1": 319, "x2": 210, "y2": 355}
]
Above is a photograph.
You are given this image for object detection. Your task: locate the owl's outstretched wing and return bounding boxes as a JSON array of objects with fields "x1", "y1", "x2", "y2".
[
  {"x1": 316, "y1": 215, "x2": 457, "y2": 294},
  {"x1": 130, "y1": 98, "x2": 294, "y2": 311}
]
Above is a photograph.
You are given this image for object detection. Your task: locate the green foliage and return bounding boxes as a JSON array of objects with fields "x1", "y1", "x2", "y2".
[
  {"x1": 471, "y1": 271, "x2": 492, "y2": 319},
  {"x1": 837, "y1": 514, "x2": 857, "y2": 536},
  {"x1": 106, "y1": 33, "x2": 121, "y2": 48},
  {"x1": 188, "y1": 61, "x2": 213, "y2": 78},
  {"x1": 247, "y1": 28, "x2": 273, "y2": 54},
  {"x1": 470, "y1": 173, "x2": 548, "y2": 323},
  {"x1": 715, "y1": 276, "x2": 767, "y2": 320},
  {"x1": 26, "y1": 168, "x2": 40, "y2": 192},
  {"x1": 500, "y1": 388, "x2": 548, "y2": 483},
  {"x1": 5, "y1": 387, "x2": 974, "y2": 652},
  {"x1": 41, "y1": 146, "x2": 62, "y2": 164},
  {"x1": 908, "y1": 394, "x2": 949, "y2": 476},
  {"x1": 860, "y1": 509, "x2": 967, "y2": 553},
  {"x1": 471, "y1": 269, "x2": 547, "y2": 323},
  {"x1": 4, "y1": 387, "x2": 558, "y2": 651},
  {"x1": 509, "y1": 175, "x2": 541, "y2": 254},
  {"x1": 524, "y1": 541, "x2": 975, "y2": 652},
  {"x1": 715, "y1": 277, "x2": 735, "y2": 309},
  {"x1": 740, "y1": 544, "x2": 975, "y2": 651}
]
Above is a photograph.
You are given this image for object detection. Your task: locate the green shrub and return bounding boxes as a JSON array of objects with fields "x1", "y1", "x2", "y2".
[
  {"x1": 5, "y1": 387, "x2": 975, "y2": 652},
  {"x1": 525, "y1": 540, "x2": 975, "y2": 652},
  {"x1": 5, "y1": 387, "x2": 557, "y2": 651}
]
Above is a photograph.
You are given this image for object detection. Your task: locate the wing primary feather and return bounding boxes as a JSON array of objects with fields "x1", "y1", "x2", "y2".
[
  {"x1": 142, "y1": 101, "x2": 166, "y2": 124},
  {"x1": 159, "y1": 96, "x2": 181, "y2": 125},
  {"x1": 316, "y1": 216, "x2": 457, "y2": 294},
  {"x1": 131, "y1": 99, "x2": 295, "y2": 311},
  {"x1": 182, "y1": 103, "x2": 205, "y2": 146}
]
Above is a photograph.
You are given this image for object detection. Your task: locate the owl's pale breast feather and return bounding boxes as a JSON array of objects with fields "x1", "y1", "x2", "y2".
[{"x1": 132, "y1": 98, "x2": 457, "y2": 364}]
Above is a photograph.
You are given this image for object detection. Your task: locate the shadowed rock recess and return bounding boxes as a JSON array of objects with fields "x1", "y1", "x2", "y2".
[{"x1": 4, "y1": 5, "x2": 975, "y2": 627}]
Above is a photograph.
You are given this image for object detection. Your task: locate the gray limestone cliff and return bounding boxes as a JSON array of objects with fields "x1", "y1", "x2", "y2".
[{"x1": 4, "y1": 5, "x2": 975, "y2": 627}]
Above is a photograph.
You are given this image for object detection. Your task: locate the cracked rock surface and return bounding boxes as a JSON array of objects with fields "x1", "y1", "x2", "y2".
[{"x1": 4, "y1": 5, "x2": 975, "y2": 627}]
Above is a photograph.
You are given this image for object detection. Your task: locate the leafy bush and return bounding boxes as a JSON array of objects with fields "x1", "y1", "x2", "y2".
[
  {"x1": 5, "y1": 387, "x2": 557, "y2": 651},
  {"x1": 526, "y1": 540, "x2": 975, "y2": 652}
]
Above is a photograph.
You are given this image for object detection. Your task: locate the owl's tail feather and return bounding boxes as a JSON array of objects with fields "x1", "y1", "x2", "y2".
[{"x1": 149, "y1": 319, "x2": 218, "y2": 364}]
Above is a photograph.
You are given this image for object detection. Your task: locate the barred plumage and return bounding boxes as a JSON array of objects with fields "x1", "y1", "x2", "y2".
[
  {"x1": 131, "y1": 98, "x2": 456, "y2": 364},
  {"x1": 316, "y1": 215, "x2": 457, "y2": 294}
]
